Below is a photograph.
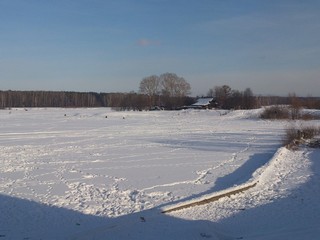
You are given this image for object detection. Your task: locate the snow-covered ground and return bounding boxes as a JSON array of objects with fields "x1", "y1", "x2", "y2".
[{"x1": 0, "y1": 108, "x2": 319, "y2": 239}]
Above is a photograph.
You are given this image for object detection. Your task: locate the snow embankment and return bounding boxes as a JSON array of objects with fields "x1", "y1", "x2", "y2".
[
  {"x1": 161, "y1": 146, "x2": 300, "y2": 213},
  {"x1": 171, "y1": 145, "x2": 320, "y2": 240},
  {"x1": 162, "y1": 148, "x2": 288, "y2": 213}
]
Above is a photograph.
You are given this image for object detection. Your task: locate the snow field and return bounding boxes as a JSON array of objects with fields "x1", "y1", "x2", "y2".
[
  {"x1": 0, "y1": 108, "x2": 319, "y2": 239},
  {"x1": 0, "y1": 108, "x2": 283, "y2": 216}
]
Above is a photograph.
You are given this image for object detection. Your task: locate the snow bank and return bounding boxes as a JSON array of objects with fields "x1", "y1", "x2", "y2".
[
  {"x1": 172, "y1": 146, "x2": 320, "y2": 239},
  {"x1": 161, "y1": 147, "x2": 289, "y2": 213}
]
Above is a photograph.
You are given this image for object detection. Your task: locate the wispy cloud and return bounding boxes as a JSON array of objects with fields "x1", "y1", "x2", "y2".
[{"x1": 137, "y1": 38, "x2": 161, "y2": 46}]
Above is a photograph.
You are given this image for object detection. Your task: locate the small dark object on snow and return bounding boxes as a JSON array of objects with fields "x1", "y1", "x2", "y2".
[
  {"x1": 200, "y1": 233, "x2": 212, "y2": 238},
  {"x1": 140, "y1": 216, "x2": 146, "y2": 222}
]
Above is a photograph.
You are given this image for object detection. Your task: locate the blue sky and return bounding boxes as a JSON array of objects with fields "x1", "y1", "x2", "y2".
[{"x1": 0, "y1": 0, "x2": 319, "y2": 96}]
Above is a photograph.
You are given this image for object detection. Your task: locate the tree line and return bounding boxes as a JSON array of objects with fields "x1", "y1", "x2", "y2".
[
  {"x1": 1, "y1": 72, "x2": 319, "y2": 110},
  {"x1": 0, "y1": 90, "x2": 145, "y2": 109},
  {"x1": 206, "y1": 85, "x2": 320, "y2": 110},
  {"x1": 0, "y1": 90, "x2": 105, "y2": 108},
  {"x1": 0, "y1": 90, "x2": 194, "y2": 110},
  {"x1": 0, "y1": 72, "x2": 194, "y2": 110},
  {"x1": 207, "y1": 85, "x2": 256, "y2": 109}
]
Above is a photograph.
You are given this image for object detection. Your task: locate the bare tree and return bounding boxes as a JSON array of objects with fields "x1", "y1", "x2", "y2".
[
  {"x1": 214, "y1": 85, "x2": 232, "y2": 108},
  {"x1": 289, "y1": 92, "x2": 302, "y2": 120},
  {"x1": 160, "y1": 73, "x2": 178, "y2": 97},
  {"x1": 157, "y1": 73, "x2": 191, "y2": 109},
  {"x1": 174, "y1": 76, "x2": 191, "y2": 97},
  {"x1": 207, "y1": 88, "x2": 215, "y2": 97},
  {"x1": 243, "y1": 88, "x2": 255, "y2": 109},
  {"x1": 139, "y1": 75, "x2": 160, "y2": 96},
  {"x1": 160, "y1": 73, "x2": 191, "y2": 97},
  {"x1": 229, "y1": 89, "x2": 243, "y2": 109},
  {"x1": 139, "y1": 75, "x2": 160, "y2": 106}
]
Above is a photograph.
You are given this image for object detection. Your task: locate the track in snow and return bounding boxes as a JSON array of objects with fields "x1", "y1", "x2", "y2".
[{"x1": 0, "y1": 108, "x2": 283, "y2": 217}]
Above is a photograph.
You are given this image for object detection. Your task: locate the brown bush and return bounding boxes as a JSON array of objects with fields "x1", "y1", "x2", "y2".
[
  {"x1": 283, "y1": 126, "x2": 320, "y2": 150},
  {"x1": 301, "y1": 126, "x2": 320, "y2": 139},
  {"x1": 300, "y1": 113, "x2": 315, "y2": 120},
  {"x1": 261, "y1": 106, "x2": 320, "y2": 120},
  {"x1": 260, "y1": 106, "x2": 290, "y2": 120}
]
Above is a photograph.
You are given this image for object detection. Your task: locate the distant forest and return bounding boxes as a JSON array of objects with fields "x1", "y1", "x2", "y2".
[
  {"x1": 0, "y1": 90, "x2": 195, "y2": 110},
  {"x1": 0, "y1": 90, "x2": 319, "y2": 110}
]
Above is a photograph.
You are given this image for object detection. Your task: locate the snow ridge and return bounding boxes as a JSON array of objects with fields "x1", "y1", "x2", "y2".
[{"x1": 161, "y1": 147, "x2": 291, "y2": 213}]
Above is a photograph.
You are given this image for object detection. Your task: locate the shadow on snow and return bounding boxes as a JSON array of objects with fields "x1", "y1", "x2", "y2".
[
  {"x1": 157, "y1": 150, "x2": 277, "y2": 209},
  {"x1": 0, "y1": 193, "x2": 223, "y2": 240},
  {"x1": 2, "y1": 149, "x2": 318, "y2": 239}
]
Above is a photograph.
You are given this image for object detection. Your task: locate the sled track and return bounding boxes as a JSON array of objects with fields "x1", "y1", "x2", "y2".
[{"x1": 162, "y1": 181, "x2": 258, "y2": 213}]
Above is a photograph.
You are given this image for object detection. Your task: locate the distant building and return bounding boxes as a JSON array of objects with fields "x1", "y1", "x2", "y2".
[{"x1": 188, "y1": 97, "x2": 215, "y2": 109}]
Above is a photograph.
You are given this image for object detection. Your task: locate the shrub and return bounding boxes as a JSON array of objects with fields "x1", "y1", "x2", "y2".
[
  {"x1": 260, "y1": 106, "x2": 320, "y2": 120},
  {"x1": 301, "y1": 126, "x2": 320, "y2": 139},
  {"x1": 283, "y1": 125, "x2": 320, "y2": 150},
  {"x1": 283, "y1": 127, "x2": 300, "y2": 148},
  {"x1": 300, "y1": 113, "x2": 315, "y2": 121},
  {"x1": 260, "y1": 106, "x2": 290, "y2": 120}
]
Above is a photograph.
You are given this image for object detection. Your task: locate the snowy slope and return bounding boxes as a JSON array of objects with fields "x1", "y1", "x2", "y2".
[
  {"x1": 71, "y1": 147, "x2": 320, "y2": 240},
  {"x1": 0, "y1": 108, "x2": 319, "y2": 239},
  {"x1": 172, "y1": 147, "x2": 320, "y2": 240}
]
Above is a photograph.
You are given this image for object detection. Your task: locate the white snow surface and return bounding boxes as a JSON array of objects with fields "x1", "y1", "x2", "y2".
[{"x1": 0, "y1": 108, "x2": 319, "y2": 239}]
